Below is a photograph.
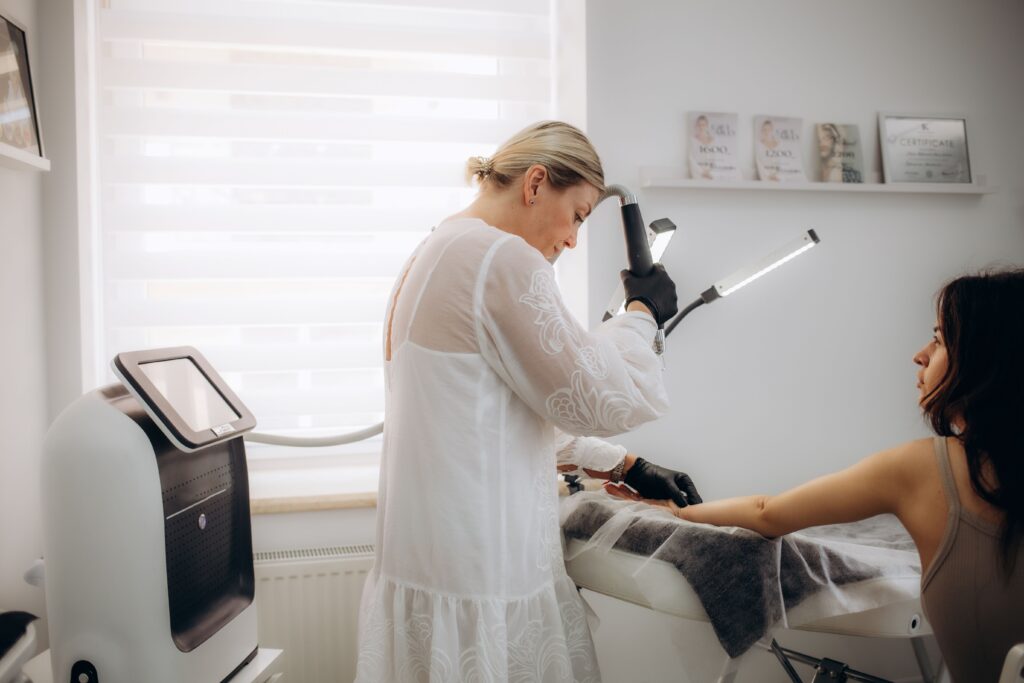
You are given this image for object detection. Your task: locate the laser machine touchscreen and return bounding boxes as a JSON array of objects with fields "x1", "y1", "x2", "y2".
[{"x1": 114, "y1": 350, "x2": 255, "y2": 451}]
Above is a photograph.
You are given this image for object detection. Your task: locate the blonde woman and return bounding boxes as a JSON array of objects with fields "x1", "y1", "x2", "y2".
[{"x1": 355, "y1": 121, "x2": 697, "y2": 682}]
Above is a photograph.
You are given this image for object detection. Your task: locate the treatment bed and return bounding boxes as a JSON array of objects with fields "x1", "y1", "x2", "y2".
[{"x1": 559, "y1": 491, "x2": 944, "y2": 683}]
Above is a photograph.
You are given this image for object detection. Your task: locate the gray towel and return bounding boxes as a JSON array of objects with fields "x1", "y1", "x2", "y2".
[{"x1": 561, "y1": 496, "x2": 915, "y2": 658}]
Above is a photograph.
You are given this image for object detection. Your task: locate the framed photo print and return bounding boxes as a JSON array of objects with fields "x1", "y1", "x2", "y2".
[
  {"x1": 879, "y1": 113, "x2": 970, "y2": 184},
  {"x1": 1, "y1": 13, "x2": 43, "y2": 159}
]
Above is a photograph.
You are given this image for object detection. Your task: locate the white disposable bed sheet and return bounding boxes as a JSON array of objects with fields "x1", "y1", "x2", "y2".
[{"x1": 560, "y1": 492, "x2": 931, "y2": 658}]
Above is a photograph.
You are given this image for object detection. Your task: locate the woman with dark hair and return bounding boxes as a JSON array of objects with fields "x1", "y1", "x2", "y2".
[{"x1": 608, "y1": 268, "x2": 1024, "y2": 682}]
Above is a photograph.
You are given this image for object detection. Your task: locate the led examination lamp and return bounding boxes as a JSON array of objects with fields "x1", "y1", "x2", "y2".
[{"x1": 664, "y1": 229, "x2": 820, "y2": 337}]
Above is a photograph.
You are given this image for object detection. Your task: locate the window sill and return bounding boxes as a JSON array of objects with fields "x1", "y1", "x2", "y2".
[
  {"x1": 248, "y1": 460, "x2": 380, "y2": 514},
  {"x1": 250, "y1": 491, "x2": 378, "y2": 514}
]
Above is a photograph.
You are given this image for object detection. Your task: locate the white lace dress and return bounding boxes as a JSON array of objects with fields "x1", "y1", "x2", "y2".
[{"x1": 355, "y1": 218, "x2": 670, "y2": 683}]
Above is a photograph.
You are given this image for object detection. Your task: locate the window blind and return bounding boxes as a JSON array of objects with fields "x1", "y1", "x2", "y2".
[{"x1": 91, "y1": 0, "x2": 562, "y2": 461}]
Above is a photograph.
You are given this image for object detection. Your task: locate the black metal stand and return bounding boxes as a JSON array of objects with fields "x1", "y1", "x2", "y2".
[{"x1": 769, "y1": 639, "x2": 893, "y2": 683}]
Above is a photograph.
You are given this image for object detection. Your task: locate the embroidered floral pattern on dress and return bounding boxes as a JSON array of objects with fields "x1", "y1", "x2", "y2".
[
  {"x1": 545, "y1": 371, "x2": 634, "y2": 436},
  {"x1": 399, "y1": 613, "x2": 454, "y2": 681},
  {"x1": 354, "y1": 600, "x2": 391, "y2": 681},
  {"x1": 557, "y1": 584, "x2": 601, "y2": 683},
  {"x1": 574, "y1": 346, "x2": 608, "y2": 379},
  {"x1": 518, "y1": 268, "x2": 632, "y2": 435},
  {"x1": 518, "y1": 270, "x2": 581, "y2": 355},
  {"x1": 507, "y1": 618, "x2": 573, "y2": 683},
  {"x1": 457, "y1": 621, "x2": 506, "y2": 682},
  {"x1": 356, "y1": 575, "x2": 601, "y2": 682}
]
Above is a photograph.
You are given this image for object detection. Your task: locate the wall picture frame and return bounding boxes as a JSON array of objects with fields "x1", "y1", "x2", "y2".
[
  {"x1": 0, "y1": 12, "x2": 46, "y2": 169},
  {"x1": 878, "y1": 113, "x2": 971, "y2": 184}
]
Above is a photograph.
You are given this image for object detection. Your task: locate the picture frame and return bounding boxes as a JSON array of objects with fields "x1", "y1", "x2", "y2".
[
  {"x1": 878, "y1": 113, "x2": 971, "y2": 184},
  {"x1": 0, "y1": 12, "x2": 46, "y2": 168}
]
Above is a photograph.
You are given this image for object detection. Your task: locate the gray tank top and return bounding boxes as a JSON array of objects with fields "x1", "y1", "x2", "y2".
[{"x1": 921, "y1": 436, "x2": 1024, "y2": 683}]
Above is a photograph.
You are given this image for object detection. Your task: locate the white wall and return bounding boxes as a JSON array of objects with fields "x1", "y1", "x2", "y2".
[
  {"x1": 0, "y1": 0, "x2": 47, "y2": 632},
  {"x1": 583, "y1": 0, "x2": 1024, "y2": 680},
  {"x1": 0, "y1": 0, "x2": 85, "y2": 651},
  {"x1": 38, "y1": 0, "x2": 84, "y2": 423}
]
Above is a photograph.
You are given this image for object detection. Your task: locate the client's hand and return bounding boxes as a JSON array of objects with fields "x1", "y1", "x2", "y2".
[
  {"x1": 603, "y1": 483, "x2": 687, "y2": 518},
  {"x1": 622, "y1": 458, "x2": 703, "y2": 507},
  {"x1": 602, "y1": 483, "x2": 700, "y2": 528}
]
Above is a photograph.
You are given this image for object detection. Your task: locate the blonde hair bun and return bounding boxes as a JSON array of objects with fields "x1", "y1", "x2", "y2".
[{"x1": 464, "y1": 121, "x2": 605, "y2": 193}]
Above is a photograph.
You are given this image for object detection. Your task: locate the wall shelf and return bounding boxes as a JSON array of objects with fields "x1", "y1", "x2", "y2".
[
  {"x1": 0, "y1": 141, "x2": 51, "y2": 172},
  {"x1": 639, "y1": 167, "x2": 995, "y2": 195}
]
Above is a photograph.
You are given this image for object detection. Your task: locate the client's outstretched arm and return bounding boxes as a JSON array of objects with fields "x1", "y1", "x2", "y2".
[{"x1": 606, "y1": 442, "x2": 917, "y2": 538}]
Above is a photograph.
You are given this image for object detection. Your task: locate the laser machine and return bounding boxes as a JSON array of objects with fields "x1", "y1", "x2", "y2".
[{"x1": 40, "y1": 347, "x2": 279, "y2": 683}]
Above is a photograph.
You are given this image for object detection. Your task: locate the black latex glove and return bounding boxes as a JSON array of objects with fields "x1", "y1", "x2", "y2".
[
  {"x1": 623, "y1": 457, "x2": 703, "y2": 507},
  {"x1": 620, "y1": 263, "x2": 679, "y2": 327}
]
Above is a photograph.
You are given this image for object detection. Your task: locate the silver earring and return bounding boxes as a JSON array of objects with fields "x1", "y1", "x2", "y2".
[{"x1": 529, "y1": 200, "x2": 535, "y2": 205}]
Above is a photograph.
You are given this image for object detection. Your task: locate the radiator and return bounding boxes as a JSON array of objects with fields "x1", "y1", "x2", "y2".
[{"x1": 254, "y1": 544, "x2": 375, "y2": 683}]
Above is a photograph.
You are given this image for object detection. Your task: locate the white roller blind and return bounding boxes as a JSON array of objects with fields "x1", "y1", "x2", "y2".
[{"x1": 90, "y1": 0, "x2": 564, "y2": 460}]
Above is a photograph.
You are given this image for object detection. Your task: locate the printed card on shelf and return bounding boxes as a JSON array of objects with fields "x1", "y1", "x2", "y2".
[
  {"x1": 687, "y1": 112, "x2": 741, "y2": 180},
  {"x1": 816, "y1": 123, "x2": 864, "y2": 183},
  {"x1": 754, "y1": 115, "x2": 805, "y2": 182}
]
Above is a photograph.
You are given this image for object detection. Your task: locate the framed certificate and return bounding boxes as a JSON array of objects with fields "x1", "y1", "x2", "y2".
[{"x1": 879, "y1": 113, "x2": 971, "y2": 183}]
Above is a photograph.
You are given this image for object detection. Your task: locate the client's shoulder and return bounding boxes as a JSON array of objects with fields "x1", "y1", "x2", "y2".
[
  {"x1": 890, "y1": 437, "x2": 937, "y2": 458},
  {"x1": 855, "y1": 438, "x2": 936, "y2": 484},
  {"x1": 852, "y1": 439, "x2": 947, "y2": 536},
  {"x1": 872, "y1": 438, "x2": 941, "y2": 488}
]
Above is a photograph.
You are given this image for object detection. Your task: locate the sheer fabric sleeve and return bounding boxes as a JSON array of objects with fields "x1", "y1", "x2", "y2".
[
  {"x1": 554, "y1": 430, "x2": 627, "y2": 472},
  {"x1": 476, "y1": 235, "x2": 670, "y2": 438}
]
